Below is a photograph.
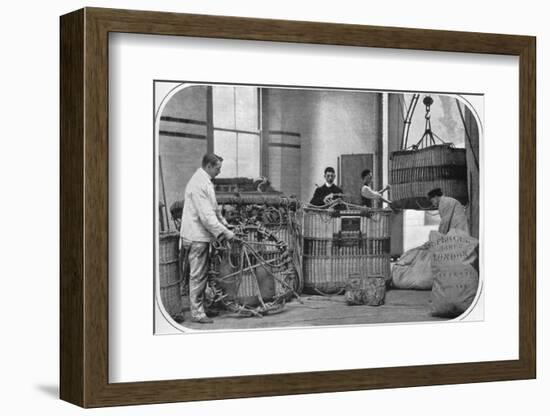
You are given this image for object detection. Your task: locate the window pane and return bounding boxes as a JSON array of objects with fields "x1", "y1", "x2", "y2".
[
  {"x1": 213, "y1": 131, "x2": 260, "y2": 178},
  {"x1": 237, "y1": 133, "x2": 260, "y2": 178},
  {"x1": 235, "y1": 88, "x2": 258, "y2": 131},
  {"x1": 213, "y1": 86, "x2": 258, "y2": 131},
  {"x1": 214, "y1": 131, "x2": 237, "y2": 177},
  {"x1": 212, "y1": 86, "x2": 235, "y2": 129}
]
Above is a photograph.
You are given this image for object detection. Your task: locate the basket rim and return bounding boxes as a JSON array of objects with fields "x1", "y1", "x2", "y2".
[{"x1": 390, "y1": 143, "x2": 465, "y2": 157}]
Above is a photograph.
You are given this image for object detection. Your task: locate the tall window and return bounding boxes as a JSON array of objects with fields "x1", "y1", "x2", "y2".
[{"x1": 212, "y1": 86, "x2": 260, "y2": 178}]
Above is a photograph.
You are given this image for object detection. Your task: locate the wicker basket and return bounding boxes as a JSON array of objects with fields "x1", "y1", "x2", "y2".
[
  {"x1": 390, "y1": 144, "x2": 468, "y2": 210},
  {"x1": 265, "y1": 222, "x2": 293, "y2": 251},
  {"x1": 216, "y1": 226, "x2": 296, "y2": 307},
  {"x1": 159, "y1": 232, "x2": 183, "y2": 318},
  {"x1": 302, "y1": 208, "x2": 391, "y2": 294}
]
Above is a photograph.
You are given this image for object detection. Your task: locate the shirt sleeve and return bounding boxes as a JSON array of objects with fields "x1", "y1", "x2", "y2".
[
  {"x1": 190, "y1": 185, "x2": 228, "y2": 238},
  {"x1": 361, "y1": 185, "x2": 382, "y2": 200},
  {"x1": 216, "y1": 207, "x2": 229, "y2": 227}
]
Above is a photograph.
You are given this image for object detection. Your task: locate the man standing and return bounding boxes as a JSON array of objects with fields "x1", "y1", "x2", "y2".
[
  {"x1": 180, "y1": 153, "x2": 234, "y2": 324},
  {"x1": 360, "y1": 169, "x2": 391, "y2": 207},
  {"x1": 310, "y1": 167, "x2": 343, "y2": 206},
  {"x1": 427, "y1": 188, "x2": 470, "y2": 235}
]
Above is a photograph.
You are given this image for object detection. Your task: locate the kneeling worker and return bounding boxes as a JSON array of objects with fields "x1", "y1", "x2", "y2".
[
  {"x1": 310, "y1": 166, "x2": 343, "y2": 206},
  {"x1": 180, "y1": 153, "x2": 235, "y2": 324}
]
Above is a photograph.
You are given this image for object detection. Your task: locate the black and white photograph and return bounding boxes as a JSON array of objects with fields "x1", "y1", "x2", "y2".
[
  {"x1": 154, "y1": 82, "x2": 481, "y2": 332},
  {"x1": 1, "y1": 0, "x2": 544, "y2": 412}
]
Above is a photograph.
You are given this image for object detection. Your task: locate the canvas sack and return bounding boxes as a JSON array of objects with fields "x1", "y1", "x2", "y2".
[
  {"x1": 391, "y1": 246, "x2": 433, "y2": 290},
  {"x1": 430, "y1": 230, "x2": 479, "y2": 317}
]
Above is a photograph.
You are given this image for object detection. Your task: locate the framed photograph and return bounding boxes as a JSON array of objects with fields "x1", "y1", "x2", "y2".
[{"x1": 60, "y1": 7, "x2": 536, "y2": 408}]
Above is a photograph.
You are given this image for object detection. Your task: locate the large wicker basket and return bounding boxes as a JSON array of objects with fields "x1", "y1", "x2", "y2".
[
  {"x1": 390, "y1": 144, "x2": 468, "y2": 210},
  {"x1": 215, "y1": 225, "x2": 297, "y2": 307},
  {"x1": 159, "y1": 232, "x2": 183, "y2": 318},
  {"x1": 302, "y1": 208, "x2": 392, "y2": 294}
]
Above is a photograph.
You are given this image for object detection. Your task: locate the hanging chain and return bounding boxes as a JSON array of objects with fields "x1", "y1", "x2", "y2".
[{"x1": 411, "y1": 95, "x2": 447, "y2": 150}]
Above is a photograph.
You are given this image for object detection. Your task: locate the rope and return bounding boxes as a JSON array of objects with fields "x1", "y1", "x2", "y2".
[
  {"x1": 208, "y1": 224, "x2": 299, "y2": 317},
  {"x1": 242, "y1": 245, "x2": 268, "y2": 310},
  {"x1": 314, "y1": 287, "x2": 345, "y2": 297},
  {"x1": 303, "y1": 199, "x2": 387, "y2": 220}
]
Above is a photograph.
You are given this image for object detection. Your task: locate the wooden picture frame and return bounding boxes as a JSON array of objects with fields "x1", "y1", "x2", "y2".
[{"x1": 60, "y1": 7, "x2": 536, "y2": 408}]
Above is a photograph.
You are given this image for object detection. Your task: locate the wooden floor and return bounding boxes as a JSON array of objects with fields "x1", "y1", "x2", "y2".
[{"x1": 178, "y1": 289, "x2": 448, "y2": 331}]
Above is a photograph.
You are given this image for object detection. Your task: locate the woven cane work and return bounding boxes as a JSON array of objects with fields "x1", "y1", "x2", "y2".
[
  {"x1": 390, "y1": 144, "x2": 468, "y2": 209},
  {"x1": 302, "y1": 209, "x2": 391, "y2": 294},
  {"x1": 159, "y1": 232, "x2": 183, "y2": 317}
]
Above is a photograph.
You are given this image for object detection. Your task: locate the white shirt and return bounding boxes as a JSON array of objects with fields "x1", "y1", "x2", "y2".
[
  {"x1": 438, "y1": 196, "x2": 470, "y2": 235},
  {"x1": 179, "y1": 168, "x2": 229, "y2": 242},
  {"x1": 361, "y1": 185, "x2": 383, "y2": 200}
]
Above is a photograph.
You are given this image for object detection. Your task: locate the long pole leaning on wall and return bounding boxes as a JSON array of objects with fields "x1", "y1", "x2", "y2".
[{"x1": 158, "y1": 155, "x2": 169, "y2": 232}]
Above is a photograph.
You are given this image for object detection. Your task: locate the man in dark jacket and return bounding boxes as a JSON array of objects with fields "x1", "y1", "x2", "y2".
[{"x1": 310, "y1": 167, "x2": 343, "y2": 206}]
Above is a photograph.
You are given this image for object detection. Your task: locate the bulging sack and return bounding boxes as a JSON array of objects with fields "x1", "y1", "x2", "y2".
[
  {"x1": 391, "y1": 246, "x2": 433, "y2": 290},
  {"x1": 430, "y1": 230, "x2": 479, "y2": 318},
  {"x1": 431, "y1": 263, "x2": 479, "y2": 317}
]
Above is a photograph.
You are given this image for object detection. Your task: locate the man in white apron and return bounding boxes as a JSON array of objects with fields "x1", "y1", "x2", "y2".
[{"x1": 180, "y1": 153, "x2": 234, "y2": 323}]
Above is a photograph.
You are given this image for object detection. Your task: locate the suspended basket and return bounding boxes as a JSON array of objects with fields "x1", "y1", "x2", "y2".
[
  {"x1": 390, "y1": 144, "x2": 468, "y2": 210},
  {"x1": 389, "y1": 95, "x2": 469, "y2": 210}
]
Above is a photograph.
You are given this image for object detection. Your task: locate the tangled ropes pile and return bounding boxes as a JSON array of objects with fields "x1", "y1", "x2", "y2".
[{"x1": 207, "y1": 224, "x2": 301, "y2": 317}]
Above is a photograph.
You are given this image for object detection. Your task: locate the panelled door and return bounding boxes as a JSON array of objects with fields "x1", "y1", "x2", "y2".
[{"x1": 338, "y1": 153, "x2": 373, "y2": 203}]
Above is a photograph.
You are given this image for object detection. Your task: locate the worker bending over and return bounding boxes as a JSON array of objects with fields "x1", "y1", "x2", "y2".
[{"x1": 427, "y1": 187, "x2": 470, "y2": 236}]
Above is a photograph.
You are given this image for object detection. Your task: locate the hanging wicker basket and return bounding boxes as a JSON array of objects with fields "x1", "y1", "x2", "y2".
[{"x1": 389, "y1": 144, "x2": 468, "y2": 210}]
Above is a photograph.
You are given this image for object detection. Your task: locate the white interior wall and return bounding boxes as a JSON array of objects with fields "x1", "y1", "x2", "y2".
[
  {"x1": 159, "y1": 87, "x2": 383, "y2": 209},
  {"x1": 158, "y1": 85, "x2": 207, "y2": 228},
  {"x1": 267, "y1": 88, "x2": 381, "y2": 202}
]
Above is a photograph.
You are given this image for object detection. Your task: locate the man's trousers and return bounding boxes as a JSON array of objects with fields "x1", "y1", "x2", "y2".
[{"x1": 181, "y1": 241, "x2": 210, "y2": 319}]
